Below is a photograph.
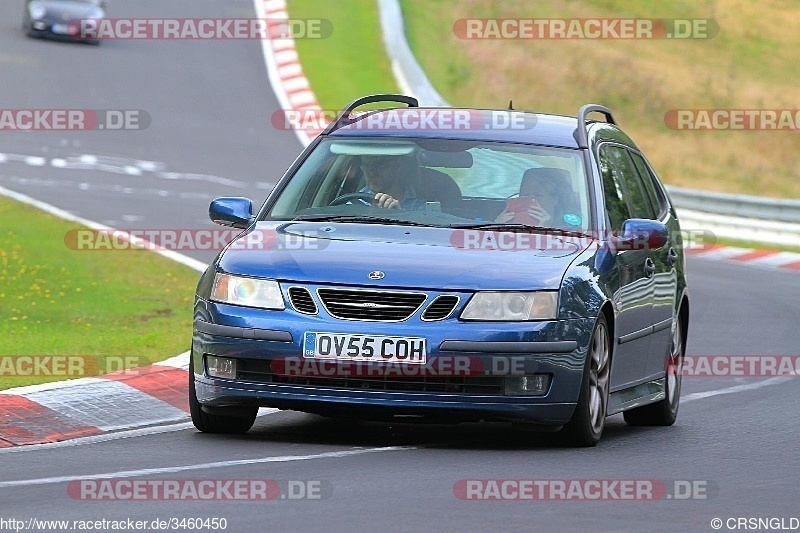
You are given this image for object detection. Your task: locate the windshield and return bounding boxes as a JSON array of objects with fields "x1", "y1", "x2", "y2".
[{"x1": 265, "y1": 137, "x2": 592, "y2": 232}]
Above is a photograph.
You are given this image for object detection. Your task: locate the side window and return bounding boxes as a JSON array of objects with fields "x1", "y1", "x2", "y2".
[
  {"x1": 607, "y1": 145, "x2": 656, "y2": 220},
  {"x1": 629, "y1": 151, "x2": 667, "y2": 218},
  {"x1": 598, "y1": 145, "x2": 631, "y2": 231}
]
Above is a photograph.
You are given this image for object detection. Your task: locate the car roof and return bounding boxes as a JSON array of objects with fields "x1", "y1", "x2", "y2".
[
  {"x1": 323, "y1": 96, "x2": 640, "y2": 151},
  {"x1": 327, "y1": 108, "x2": 587, "y2": 148}
]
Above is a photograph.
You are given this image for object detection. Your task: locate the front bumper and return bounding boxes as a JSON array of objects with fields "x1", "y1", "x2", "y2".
[
  {"x1": 192, "y1": 298, "x2": 596, "y2": 425},
  {"x1": 26, "y1": 18, "x2": 100, "y2": 42}
]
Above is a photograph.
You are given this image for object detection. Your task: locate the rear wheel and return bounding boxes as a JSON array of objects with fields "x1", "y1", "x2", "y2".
[
  {"x1": 623, "y1": 317, "x2": 684, "y2": 426},
  {"x1": 189, "y1": 353, "x2": 257, "y2": 434},
  {"x1": 548, "y1": 314, "x2": 610, "y2": 447}
]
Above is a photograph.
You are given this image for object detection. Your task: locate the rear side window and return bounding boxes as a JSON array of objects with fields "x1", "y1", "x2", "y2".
[
  {"x1": 629, "y1": 151, "x2": 667, "y2": 218},
  {"x1": 606, "y1": 145, "x2": 656, "y2": 220},
  {"x1": 598, "y1": 146, "x2": 631, "y2": 231}
]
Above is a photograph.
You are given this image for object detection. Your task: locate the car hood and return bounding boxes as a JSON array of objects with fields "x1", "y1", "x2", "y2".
[
  {"x1": 38, "y1": 1, "x2": 100, "y2": 18},
  {"x1": 217, "y1": 222, "x2": 592, "y2": 291}
]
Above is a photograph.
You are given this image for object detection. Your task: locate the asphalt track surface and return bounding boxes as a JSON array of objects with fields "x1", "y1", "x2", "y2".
[{"x1": 1, "y1": 2, "x2": 800, "y2": 531}]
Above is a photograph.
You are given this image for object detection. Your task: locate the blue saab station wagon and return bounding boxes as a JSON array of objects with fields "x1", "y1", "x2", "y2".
[{"x1": 190, "y1": 95, "x2": 689, "y2": 446}]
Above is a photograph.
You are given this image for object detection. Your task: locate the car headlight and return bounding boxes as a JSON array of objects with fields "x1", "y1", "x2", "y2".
[
  {"x1": 28, "y1": 1, "x2": 46, "y2": 20},
  {"x1": 210, "y1": 273, "x2": 285, "y2": 310},
  {"x1": 460, "y1": 291, "x2": 558, "y2": 321}
]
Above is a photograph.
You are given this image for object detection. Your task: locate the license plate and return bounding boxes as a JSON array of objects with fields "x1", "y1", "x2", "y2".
[
  {"x1": 304, "y1": 332, "x2": 427, "y2": 364},
  {"x1": 51, "y1": 23, "x2": 70, "y2": 34}
]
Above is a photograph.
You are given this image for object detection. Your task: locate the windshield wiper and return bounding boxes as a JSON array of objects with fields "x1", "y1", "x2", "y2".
[
  {"x1": 290, "y1": 214, "x2": 439, "y2": 227},
  {"x1": 450, "y1": 223, "x2": 590, "y2": 238}
]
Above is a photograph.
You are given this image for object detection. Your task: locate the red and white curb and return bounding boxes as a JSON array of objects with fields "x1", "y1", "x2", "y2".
[
  {"x1": 685, "y1": 245, "x2": 800, "y2": 272},
  {"x1": 0, "y1": 0, "x2": 324, "y2": 448},
  {"x1": 0, "y1": 353, "x2": 190, "y2": 447},
  {"x1": 256, "y1": 0, "x2": 327, "y2": 147}
]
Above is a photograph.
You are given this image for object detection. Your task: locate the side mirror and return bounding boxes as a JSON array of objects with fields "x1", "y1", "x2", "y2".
[
  {"x1": 613, "y1": 219, "x2": 667, "y2": 251},
  {"x1": 209, "y1": 197, "x2": 255, "y2": 229}
]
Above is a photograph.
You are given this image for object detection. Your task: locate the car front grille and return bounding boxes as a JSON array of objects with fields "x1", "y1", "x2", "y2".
[
  {"x1": 288, "y1": 287, "x2": 317, "y2": 314},
  {"x1": 421, "y1": 295, "x2": 459, "y2": 321},
  {"x1": 317, "y1": 288, "x2": 427, "y2": 321},
  {"x1": 235, "y1": 359, "x2": 505, "y2": 395}
]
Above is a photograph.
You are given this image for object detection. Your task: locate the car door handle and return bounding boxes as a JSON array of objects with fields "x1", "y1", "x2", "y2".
[
  {"x1": 667, "y1": 247, "x2": 678, "y2": 266},
  {"x1": 644, "y1": 258, "x2": 656, "y2": 278}
]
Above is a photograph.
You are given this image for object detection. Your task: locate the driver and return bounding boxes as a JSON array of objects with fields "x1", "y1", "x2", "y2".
[{"x1": 359, "y1": 155, "x2": 425, "y2": 210}]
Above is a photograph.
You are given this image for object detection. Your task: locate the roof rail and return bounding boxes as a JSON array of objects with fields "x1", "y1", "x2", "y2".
[
  {"x1": 322, "y1": 94, "x2": 419, "y2": 135},
  {"x1": 575, "y1": 104, "x2": 617, "y2": 149}
]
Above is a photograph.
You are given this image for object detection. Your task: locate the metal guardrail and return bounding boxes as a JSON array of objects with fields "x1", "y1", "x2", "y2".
[
  {"x1": 666, "y1": 186, "x2": 800, "y2": 223},
  {"x1": 377, "y1": 0, "x2": 449, "y2": 107},
  {"x1": 377, "y1": 0, "x2": 798, "y2": 245},
  {"x1": 674, "y1": 209, "x2": 800, "y2": 247}
]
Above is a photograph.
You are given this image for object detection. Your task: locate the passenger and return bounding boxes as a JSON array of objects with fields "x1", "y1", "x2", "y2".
[
  {"x1": 359, "y1": 155, "x2": 426, "y2": 210},
  {"x1": 496, "y1": 167, "x2": 580, "y2": 228}
]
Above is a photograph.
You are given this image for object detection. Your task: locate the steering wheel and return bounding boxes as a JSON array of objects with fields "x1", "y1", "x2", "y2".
[{"x1": 329, "y1": 192, "x2": 375, "y2": 206}]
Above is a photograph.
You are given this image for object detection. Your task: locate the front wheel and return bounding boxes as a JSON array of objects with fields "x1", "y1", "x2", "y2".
[
  {"x1": 189, "y1": 353, "x2": 257, "y2": 434},
  {"x1": 623, "y1": 317, "x2": 684, "y2": 426},
  {"x1": 548, "y1": 314, "x2": 611, "y2": 447}
]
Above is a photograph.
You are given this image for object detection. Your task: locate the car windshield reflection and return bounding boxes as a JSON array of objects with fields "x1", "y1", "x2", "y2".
[{"x1": 265, "y1": 138, "x2": 591, "y2": 232}]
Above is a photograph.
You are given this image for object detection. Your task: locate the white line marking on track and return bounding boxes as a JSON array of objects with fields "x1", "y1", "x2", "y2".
[
  {"x1": 0, "y1": 151, "x2": 245, "y2": 187},
  {"x1": 681, "y1": 376, "x2": 792, "y2": 404},
  {"x1": 24, "y1": 156, "x2": 46, "y2": 166},
  {"x1": 0, "y1": 185, "x2": 207, "y2": 273},
  {"x1": 0, "y1": 446, "x2": 413, "y2": 488}
]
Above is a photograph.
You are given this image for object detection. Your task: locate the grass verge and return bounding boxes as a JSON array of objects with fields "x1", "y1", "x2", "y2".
[
  {"x1": 399, "y1": 0, "x2": 800, "y2": 199},
  {"x1": 0, "y1": 196, "x2": 200, "y2": 389},
  {"x1": 287, "y1": 0, "x2": 399, "y2": 110}
]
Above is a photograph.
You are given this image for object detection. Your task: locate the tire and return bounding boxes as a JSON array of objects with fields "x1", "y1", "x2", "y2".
[
  {"x1": 189, "y1": 352, "x2": 257, "y2": 434},
  {"x1": 623, "y1": 316, "x2": 685, "y2": 426},
  {"x1": 547, "y1": 314, "x2": 611, "y2": 447}
]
